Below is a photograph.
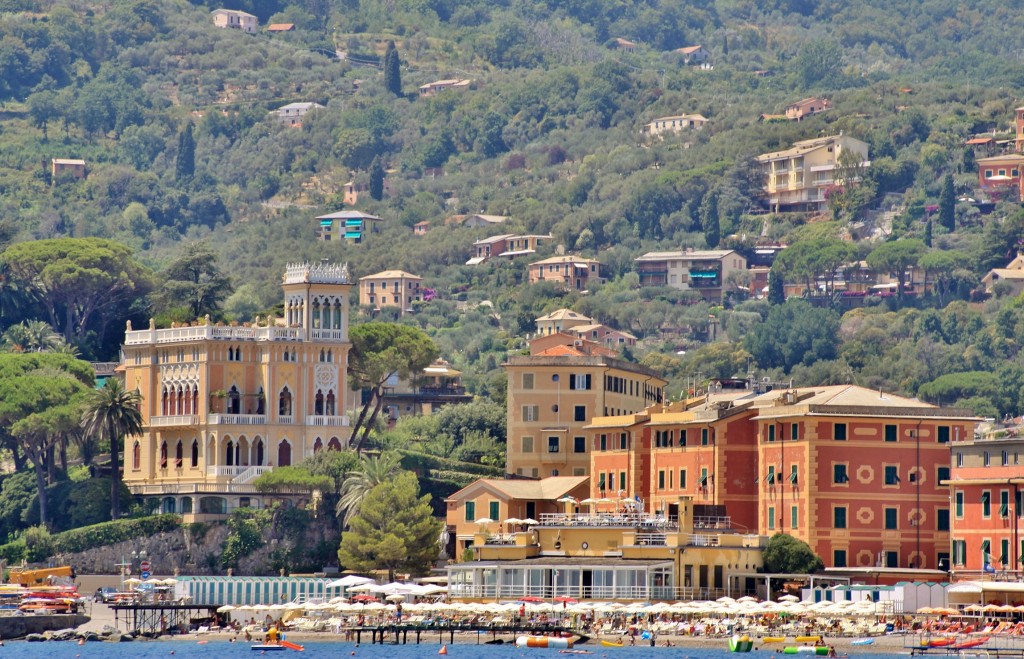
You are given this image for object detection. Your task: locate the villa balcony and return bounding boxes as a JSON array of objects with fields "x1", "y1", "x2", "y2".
[
  {"x1": 124, "y1": 325, "x2": 304, "y2": 345},
  {"x1": 310, "y1": 329, "x2": 347, "y2": 342},
  {"x1": 208, "y1": 414, "x2": 267, "y2": 425},
  {"x1": 305, "y1": 415, "x2": 350, "y2": 427},
  {"x1": 149, "y1": 415, "x2": 200, "y2": 428}
]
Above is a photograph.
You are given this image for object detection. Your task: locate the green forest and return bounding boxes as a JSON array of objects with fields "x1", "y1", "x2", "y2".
[{"x1": 2, "y1": 0, "x2": 1024, "y2": 443}]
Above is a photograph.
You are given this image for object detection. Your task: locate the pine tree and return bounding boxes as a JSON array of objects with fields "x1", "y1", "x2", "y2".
[
  {"x1": 939, "y1": 173, "x2": 955, "y2": 232},
  {"x1": 768, "y1": 269, "x2": 785, "y2": 305},
  {"x1": 369, "y1": 156, "x2": 384, "y2": 201},
  {"x1": 175, "y1": 123, "x2": 195, "y2": 182},
  {"x1": 924, "y1": 218, "x2": 933, "y2": 247},
  {"x1": 383, "y1": 41, "x2": 402, "y2": 97},
  {"x1": 701, "y1": 193, "x2": 720, "y2": 248}
]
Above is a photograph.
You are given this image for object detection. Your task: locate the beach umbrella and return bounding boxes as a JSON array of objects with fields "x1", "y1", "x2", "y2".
[
  {"x1": 326, "y1": 575, "x2": 374, "y2": 589},
  {"x1": 385, "y1": 594, "x2": 406, "y2": 601},
  {"x1": 579, "y1": 498, "x2": 598, "y2": 504},
  {"x1": 123, "y1": 578, "x2": 142, "y2": 587},
  {"x1": 557, "y1": 496, "x2": 577, "y2": 503},
  {"x1": 778, "y1": 594, "x2": 799, "y2": 602},
  {"x1": 737, "y1": 596, "x2": 758, "y2": 603},
  {"x1": 217, "y1": 605, "x2": 235, "y2": 613},
  {"x1": 519, "y1": 596, "x2": 545, "y2": 603},
  {"x1": 144, "y1": 577, "x2": 163, "y2": 585},
  {"x1": 521, "y1": 518, "x2": 539, "y2": 525},
  {"x1": 504, "y1": 517, "x2": 522, "y2": 525},
  {"x1": 475, "y1": 517, "x2": 495, "y2": 524},
  {"x1": 347, "y1": 584, "x2": 375, "y2": 592}
]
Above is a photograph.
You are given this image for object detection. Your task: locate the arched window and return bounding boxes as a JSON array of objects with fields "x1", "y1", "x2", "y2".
[
  {"x1": 279, "y1": 387, "x2": 292, "y2": 416},
  {"x1": 168, "y1": 388, "x2": 177, "y2": 416},
  {"x1": 315, "y1": 390, "x2": 324, "y2": 415},
  {"x1": 175, "y1": 440, "x2": 183, "y2": 468},
  {"x1": 326, "y1": 390, "x2": 336, "y2": 416},
  {"x1": 191, "y1": 440, "x2": 199, "y2": 468},
  {"x1": 277, "y1": 440, "x2": 292, "y2": 467},
  {"x1": 181, "y1": 497, "x2": 193, "y2": 514},
  {"x1": 328, "y1": 437, "x2": 341, "y2": 451},
  {"x1": 326, "y1": 349, "x2": 333, "y2": 363},
  {"x1": 319, "y1": 349, "x2": 325, "y2": 363},
  {"x1": 254, "y1": 438, "x2": 265, "y2": 466},
  {"x1": 228, "y1": 386, "x2": 241, "y2": 415},
  {"x1": 132, "y1": 441, "x2": 141, "y2": 470},
  {"x1": 160, "y1": 442, "x2": 168, "y2": 469},
  {"x1": 161, "y1": 387, "x2": 169, "y2": 416},
  {"x1": 192, "y1": 385, "x2": 199, "y2": 414},
  {"x1": 184, "y1": 386, "x2": 193, "y2": 415},
  {"x1": 256, "y1": 387, "x2": 265, "y2": 415},
  {"x1": 176, "y1": 385, "x2": 184, "y2": 415},
  {"x1": 313, "y1": 438, "x2": 323, "y2": 453},
  {"x1": 225, "y1": 439, "x2": 234, "y2": 466}
]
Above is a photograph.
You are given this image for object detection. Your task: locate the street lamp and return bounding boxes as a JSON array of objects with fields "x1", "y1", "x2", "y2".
[{"x1": 118, "y1": 549, "x2": 148, "y2": 592}]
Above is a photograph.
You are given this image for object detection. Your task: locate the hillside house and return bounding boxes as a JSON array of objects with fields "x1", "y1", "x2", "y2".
[
  {"x1": 462, "y1": 213, "x2": 508, "y2": 228},
  {"x1": 211, "y1": 9, "x2": 257, "y2": 33},
  {"x1": 273, "y1": 102, "x2": 323, "y2": 127},
  {"x1": 535, "y1": 309, "x2": 594, "y2": 336},
  {"x1": 976, "y1": 154, "x2": 1024, "y2": 201},
  {"x1": 267, "y1": 23, "x2": 295, "y2": 32},
  {"x1": 634, "y1": 249, "x2": 747, "y2": 303},
  {"x1": 645, "y1": 114, "x2": 707, "y2": 137},
  {"x1": 51, "y1": 158, "x2": 85, "y2": 180},
  {"x1": 359, "y1": 270, "x2": 423, "y2": 316},
  {"x1": 528, "y1": 256, "x2": 605, "y2": 291},
  {"x1": 755, "y1": 135, "x2": 870, "y2": 212},
  {"x1": 316, "y1": 211, "x2": 383, "y2": 243},
  {"x1": 785, "y1": 97, "x2": 832, "y2": 121},
  {"x1": 982, "y1": 253, "x2": 1024, "y2": 296},
  {"x1": 674, "y1": 45, "x2": 710, "y2": 64},
  {"x1": 419, "y1": 79, "x2": 471, "y2": 97},
  {"x1": 613, "y1": 37, "x2": 637, "y2": 52},
  {"x1": 413, "y1": 221, "x2": 430, "y2": 236},
  {"x1": 378, "y1": 359, "x2": 473, "y2": 426}
]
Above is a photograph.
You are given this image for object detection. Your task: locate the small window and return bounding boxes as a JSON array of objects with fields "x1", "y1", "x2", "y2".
[
  {"x1": 767, "y1": 425, "x2": 776, "y2": 442},
  {"x1": 768, "y1": 507, "x2": 775, "y2": 530},
  {"x1": 489, "y1": 501, "x2": 499, "y2": 520},
  {"x1": 885, "y1": 551, "x2": 898, "y2": 568},
  {"x1": 465, "y1": 501, "x2": 476, "y2": 522},
  {"x1": 834, "y1": 423, "x2": 847, "y2": 441},
  {"x1": 937, "y1": 509, "x2": 950, "y2": 531},
  {"x1": 573, "y1": 436, "x2": 586, "y2": 453},
  {"x1": 833, "y1": 464, "x2": 849, "y2": 484},
  {"x1": 884, "y1": 465, "x2": 900, "y2": 485},
  {"x1": 680, "y1": 470, "x2": 687, "y2": 489},
  {"x1": 791, "y1": 505, "x2": 798, "y2": 529},
  {"x1": 834, "y1": 507, "x2": 847, "y2": 529},
  {"x1": 791, "y1": 423, "x2": 799, "y2": 440},
  {"x1": 833, "y1": 550, "x2": 847, "y2": 567},
  {"x1": 789, "y1": 465, "x2": 798, "y2": 484},
  {"x1": 938, "y1": 426, "x2": 950, "y2": 443},
  {"x1": 884, "y1": 508, "x2": 898, "y2": 530},
  {"x1": 521, "y1": 437, "x2": 534, "y2": 453},
  {"x1": 955, "y1": 491, "x2": 964, "y2": 518},
  {"x1": 548, "y1": 436, "x2": 560, "y2": 453},
  {"x1": 574, "y1": 405, "x2": 586, "y2": 422},
  {"x1": 885, "y1": 425, "x2": 897, "y2": 442},
  {"x1": 937, "y1": 466, "x2": 950, "y2": 483},
  {"x1": 522, "y1": 373, "x2": 534, "y2": 390},
  {"x1": 982, "y1": 491, "x2": 991, "y2": 518},
  {"x1": 619, "y1": 472, "x2": 626, "y2": 491},
  {"x1": 658, "y1": 471, "x2": 666, "y2": 489}
]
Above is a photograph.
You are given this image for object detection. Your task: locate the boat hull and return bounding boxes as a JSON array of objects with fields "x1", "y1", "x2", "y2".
[
  {"x1": 730, "y1": 635, "x2": 754, "y2": 652},
  {"x1": 517, "y1": 636, "x2": 573, "y2": 649}
]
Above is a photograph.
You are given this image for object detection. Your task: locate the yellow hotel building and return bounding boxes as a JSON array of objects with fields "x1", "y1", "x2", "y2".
[{"x1": 120, "y1": 262, "x2": 354, "y2": 519}]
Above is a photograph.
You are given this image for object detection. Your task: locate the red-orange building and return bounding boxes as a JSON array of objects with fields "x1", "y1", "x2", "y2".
[
  {"x1": 946, "y1": 432, "x2": 1024, "y2": 578},
  {"x1": 587, "y1": 384, "x2": 977, "y2": 571}
]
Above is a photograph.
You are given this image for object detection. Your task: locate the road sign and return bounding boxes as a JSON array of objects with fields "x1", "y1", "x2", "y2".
[
  {"x1": 140, "y1": 560, "x2": 151, "y2": 572},
  {"x1": 140, "y1": 570, "x2": 151, "y2": 579}
]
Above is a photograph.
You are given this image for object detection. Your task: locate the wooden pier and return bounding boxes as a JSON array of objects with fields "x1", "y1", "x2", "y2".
[
  {"x1": 111, "y1": 603, "x2": 222, "y2": 634},
  {"x1": 351, "y1": 624, "x2": 590, "y2": 646}
]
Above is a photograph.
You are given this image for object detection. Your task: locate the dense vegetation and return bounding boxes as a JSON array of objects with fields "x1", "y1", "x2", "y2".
[{"x1": 2, "y1": 0, "x2": 1024, "y2": 564}]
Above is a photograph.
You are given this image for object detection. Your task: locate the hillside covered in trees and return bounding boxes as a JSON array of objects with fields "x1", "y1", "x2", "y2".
[{"x1": 2, "y1": 0, "x2": 1024, "y2": 422}]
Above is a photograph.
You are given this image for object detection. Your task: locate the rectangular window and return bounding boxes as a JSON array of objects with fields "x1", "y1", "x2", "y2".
[
  {"x1": 573, "y1": 436, "x2": 586, "y2": 453},
  {"x1": 768, "y1": 425, "x2": 776, "y2": 442},
  {"x1": 598, "y1": 473, "x2": 606, "y2": 490},
  {"x1": 619, "y1": 433, "x2": 627, "y2": 450},
  {"x1": 568, "y1": 374, "x2": 592, "y2": 390},
  {"x1": 834, "y1": 423, "x2": 847, "y2": 440},
  {"x1": 700, "y1": 468, "x2": 709, "y2": 488},
  {"x1": 1002, "y1": 539, "x2": 1010, "y2": 565},
  {"x1": 937, "y1": 509, "x2": 950, "y2": 531},
  {"x1": 522, "y1": 405, "x2": 539, "y2": 422},
  {"x1": 680, "y1": 470, "x2": 686, "y2": 489},
  {"x1": 522, "y1": 373, "x2": 534, "y2": 389},
  {"x1": 955, "y1": 491, "x2": 964, "y2": 518},
  {"x1": 886, "y1": 551, "x2": 898, "y2": 568},
  {"x1": 833, "y1": 550, "x2": 847, "y2": 568},
  {"x1": 521, "y1": 437, "x2": 534, "y2": 453},
  {"x1": 938, "y1": 426, "x2": 950, "y2": 443},
  {"x1": 767, "y1": 465, "x2": 776, "y2": 485},
  {"x1": 791, "y1": 505, "x2": 798, "y2": 529},
  {"x1": 982, "y1": 491, "x2": 991, "y2": 518},
  {"x1": 956, "y1": 452, "x2": 963, "y2": 467},
  {"x1": 833, "y1": 464, "x2": 849, "y2": 484},
  {"x1": 701, "y1": 428, "x2": 709, "y2": 445},
  {"x1": 791, "y1": 423, "x2": 799, "y2": 440},
  {"x1": 548, "y1": 436, "x2": 560, "y2": 453},
  {"x1": 789, "y1": 465, "x2": 798, "y2": 484},
  {"x1": 884, "y1": 508, "x2": 898, "y2": 530},
  {"x1": 768, "y1": 507, "x2": 776, "y2": 530},
  {"x1": 953, "y1": 539, "x2": 966, "y2": 566},
  {"x1": 465, "y1": 501, "x2": 476, "y2": 522},
  {"x1": 885, "y1": 424, "x2": 898, "y2": 442},
  {"x1": 669, "y1": 470, "x2": 674, "y2": 489},
  {"x1": 984, "y1": 451, "x2": 990, "y2": 467},
  {"x1": 599, "y1": 434, "x2": 607, "y2": 451},
  {"x1": 658, "y1": 471, "x2": 665, "y2": 489},
  {"x1": 1018, "y1": 491, "x2": 1024, "y2": 518},
  {"x1": 1001, "y1": 491, "x2": 1010, "y2": 518},
  {"x1": 619, "y1": 472, "x2": 626, "y2": 491},
  {"x1": 937, "y1": 466, "x2": 950, "y2": 483},
  {"x1": 834, "y1": 507, "x2": 847, "y2": 529},
  {"x1": 1003, "y1": 451, "x2": 1009, "y2": 466},
  {"x1": 574, "y1": 405, "x2": 586, "y2": 422},
  {"x1": 884, "y1": 465, "x2": 900, "y2": 485},
  {"x1": 489, "y1": 501, "x2": 499, "y2": 520}
]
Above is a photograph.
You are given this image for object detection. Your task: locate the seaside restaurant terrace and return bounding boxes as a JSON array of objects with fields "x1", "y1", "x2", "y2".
[{"x1": 449, "y1": 496, "x2": 767, "y2": 602}]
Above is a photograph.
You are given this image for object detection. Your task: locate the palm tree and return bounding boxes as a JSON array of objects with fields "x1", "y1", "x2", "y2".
[
  {"x1": 81, "y1": 379, "x2": 143, "y2": 520},
  {"x1": 335, "y1": 452, "x2": 402, "y2": 528},
  {"x1": 2, "y1": 320, "x2": 65, "y2": 353}
]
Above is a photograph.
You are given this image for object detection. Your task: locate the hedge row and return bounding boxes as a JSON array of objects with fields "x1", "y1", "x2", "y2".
[
  {"x1": 398, "y1": 450, "x2": 503, "y2": 477},
  {"x1": 0, "y1": 514, "x2": 182, "y2": 563}
]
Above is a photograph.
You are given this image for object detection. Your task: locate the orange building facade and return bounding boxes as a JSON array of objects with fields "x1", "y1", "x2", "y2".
[
  {"x1": 120, "y1": 262, "x2": 354, "y2": 520},
  {"x1": 946, "y1": 433, "x2": 1024, "y2": 577},
  {"x1": 587, "y1": 385, "x2": 977, "y2": 570}
]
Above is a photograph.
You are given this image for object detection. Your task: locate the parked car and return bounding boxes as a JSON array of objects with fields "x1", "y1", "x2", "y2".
[{"x1": 94, "y1": 587, "x2": 117, "y2": 603}]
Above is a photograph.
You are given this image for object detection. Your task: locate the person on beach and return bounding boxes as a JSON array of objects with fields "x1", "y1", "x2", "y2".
[{"x1": 826, "y1": 647, "x2": 837, "y2": 658}]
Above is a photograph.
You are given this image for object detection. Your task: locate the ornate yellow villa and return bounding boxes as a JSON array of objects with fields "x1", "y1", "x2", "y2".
[{"x1": 120, "y1": 262, "x2": 354, "y2": 519}]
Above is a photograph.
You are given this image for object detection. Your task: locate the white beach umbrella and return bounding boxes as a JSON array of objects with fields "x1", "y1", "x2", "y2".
[{"x1": 217, "y1": 605, "x2": 236, "y2": 613}]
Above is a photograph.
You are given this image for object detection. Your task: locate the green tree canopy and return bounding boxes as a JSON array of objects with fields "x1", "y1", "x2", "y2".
[
  {"x1": 338, "y1": 471, "x2": 441, "y2": 581},
  {"x1": 762, "y1": 533, "x2": 824, "y2": 574},
  {"x1": 154, "y1": 242, "x2": 234, "y2": 319},
  {"x1": 744, "y1": 299, "x2": 840, "y2": 373},
  {"x1": 866, "y1": 239, "x2": 928, "y2": 302}
]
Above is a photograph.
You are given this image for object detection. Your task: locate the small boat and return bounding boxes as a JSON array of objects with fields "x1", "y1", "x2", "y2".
[
  {"x1": 559, "y1": 651, "x2": 593, "y2": 655},
  {"x1": 795, "y1": 636, "x2": 822, "y2": 643},
  {"x1": 850, "y1": 638, "x2": 874, "y2": 646},
  {"x1": 783, "y1": 647, "x2": 828, "y2": 655},
  {"x1": 600, "y1": 640, "x2": 624, "y2": 648},
  {"x1": 924, "y1": 638, "x2": 956, "y2": 647},
  {"x1": 762, "y1": 637, "x2": 786, "y2": 644},
  {"x1": 950, "y1": 638, "x2": 988, "y2": 651},
  {"x1": 516, "y1": 636, "x2": 573, "y2": 649},
  {"x1": 729, "y1": 635, "x2": 754, "y2": 653},
  {"x1": 251, "y1": 645, "x2": 286, "y2": 651}
]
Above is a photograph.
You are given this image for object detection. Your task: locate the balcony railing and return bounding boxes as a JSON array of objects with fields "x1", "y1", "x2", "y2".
[
  {"x1": 305, "y1": 415, "x2": 350, "y2": 427},
  {"x1": 447, "y1": 584, "x2": 735, "y2": 602},
  {"x1": 149, "y1": 415, "x2": 200, "y2": 427},
  {"x1": 310, "y1": 329, "x2": 347, "y2": 341},
  {"x1": 207, "y1": 466, "x2": 247, "y2": 478},
  {"x1": 277, "y1": 415, "x2": 294, "y2": 424},
  {"x1": 233, "y1": 466, "x2": 273, "y2": 484},
  {"x1": 536, "y1": 512, "x2": 678, "y2": 530},
  {"x1": 634, "y1": 533, "x2": 668, "y2": 546},
  {"x1": 419, "y1": 386, "x2": 467, "y2": 396},
  {"x1": 124, "y1": 325, "x2": 305, "y2": 345},
  {"x1": 208, "y1": 414, "x2": 267, "y2": 425},
  {"x1": 128, "y1": 482, "x2": 308, "y2": 496}
]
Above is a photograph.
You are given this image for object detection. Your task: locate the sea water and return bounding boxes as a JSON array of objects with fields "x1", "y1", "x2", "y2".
[{"x1": 0, "y1": 641, "x2": 913, "y2": 659}]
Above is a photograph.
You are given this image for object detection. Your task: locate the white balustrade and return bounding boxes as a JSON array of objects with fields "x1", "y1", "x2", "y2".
[
  {"x1": 305, "y1": 415, "x2": 350, "y2": 427},
  {"x1": 149, "y1": 415, "x2": 200, "y2": 427}
]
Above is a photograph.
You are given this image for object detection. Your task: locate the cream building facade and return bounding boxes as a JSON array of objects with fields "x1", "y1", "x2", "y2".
[
  {"x1": 120, "y1": 262, "x2": 354, "y2": 520},
  {"x1": 756, "y1": 135, "x2": 870, "y2": 212},
  {"x1": 358, "y1": 270, "x2": 423, "y2": 315}
]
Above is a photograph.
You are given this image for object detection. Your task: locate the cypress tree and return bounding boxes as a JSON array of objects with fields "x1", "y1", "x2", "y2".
[
  {"x1": 176, "y1": 123, "x2": 195, "y2": 182},
  {"x1": 383, "y1": 41, "x2": 402, "y2": 97},
  {"x1": 701, "y1": 193, "x2": 720, "y2": 248},
  {"x1": 924, "y1": 218, "x2": 933, "y2": 247},
  {"x1": 939, "y1": 173, "x2": 955, "y2": 232},
  {"x1": 369, "y1": 156, "x2": 385, "y2": 201},
  {"x1": 962, "y1": 147, "x2": 976, "y2": 174},
  {"x1": 768, "y1": 269, "x2": 785, "y2": 305}
]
